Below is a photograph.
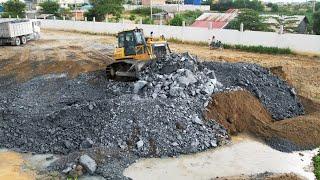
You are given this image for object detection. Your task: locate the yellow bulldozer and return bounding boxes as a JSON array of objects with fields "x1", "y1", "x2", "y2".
[{"x1": 106, "y1": 28, "x2": 171, "y2": 80}]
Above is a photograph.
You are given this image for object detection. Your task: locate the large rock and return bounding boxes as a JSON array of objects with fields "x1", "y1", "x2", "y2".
[
  {"x1": 79, "y1": 154, "x2": 97, "y2": 174},
  {"x1": 133, "y1": 80, "x2": 148, "y2": 93}
]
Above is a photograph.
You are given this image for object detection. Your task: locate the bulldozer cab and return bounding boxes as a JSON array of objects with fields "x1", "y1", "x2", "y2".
[
  {"x1": 117, "y1": 29, "x2": 147, "y2": 57},
  {"x1": 108, "y1": 28, "x2": 171, "y2": 80}
]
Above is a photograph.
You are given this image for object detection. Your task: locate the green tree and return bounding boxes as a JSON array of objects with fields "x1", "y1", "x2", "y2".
[
  {"x1": 85, "y1": 0, "x2": 124, "y2": 21},
  {"x1": 313, "y1": 10, "x2": 320, "y2": 35},
  {"x1": 59, "y1": 8, "x2": 72, "y2": 19},
  {"x1": 3, "y1": 0, "x2": 25, "y2": 18},
  {"x1": 39, "y1": 0, "x2": 60, "y2": 15},
  {"x1": 228, "y1": 9, "x2": 269, "y2": 31},
  {"x1": 211, "y1": 0, "x2": 264, "y2": 12},
  {"x1": 271, "y1": 4, "x2": 279, "y2": 12},
  {"x1": 316, "y1": 2, "x2": 320, "y2": 12}
]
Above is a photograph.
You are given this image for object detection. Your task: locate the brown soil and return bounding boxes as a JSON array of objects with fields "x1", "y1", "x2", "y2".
[
  {"x1": 0, "y1": 30, "x2": 114, "y2": 82},
  {"x1": 205, "y1": 90, "x2": 320, "y2": 149}
]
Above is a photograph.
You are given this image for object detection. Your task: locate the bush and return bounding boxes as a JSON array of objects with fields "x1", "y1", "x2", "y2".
[
  {"x1": 131, "y1": 7, "x2": 163, "y2": 16},
  {"x1": 314, "y1": 151, "x2": 320, "y2": 180},
  {"x1": 169, "y1": 14, "x2": 183, "y2": 26},
  {"x1": 129, "y1": 14, "x2": 136, "y2": 21},
  {"x1": 142, "y1": 17, "x2": 154, "y2": 24},
  {"x1": 169, "y1": 10, "x2": 202, "y2": 26}
]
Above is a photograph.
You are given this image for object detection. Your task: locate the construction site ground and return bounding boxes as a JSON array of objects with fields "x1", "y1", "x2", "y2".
[{"x1": 0, "y1": 29, "x2": 319, "y2": 179}]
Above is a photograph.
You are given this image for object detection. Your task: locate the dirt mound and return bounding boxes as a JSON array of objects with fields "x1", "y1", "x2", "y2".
[
  {"x1": 205, "y1": 90, "x2": 273, "y2": 135},
  {"x1": 205, "y1": 90, "x2": 320, "y2": 152}
]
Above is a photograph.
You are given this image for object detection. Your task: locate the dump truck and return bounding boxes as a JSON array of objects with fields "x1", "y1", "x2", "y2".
[
  {"x1": 0, "y1": 19, "x2": 41, "y2": 46},
  {"x1": 106, "y1": 28, "x2": 171, "y2": 80}
]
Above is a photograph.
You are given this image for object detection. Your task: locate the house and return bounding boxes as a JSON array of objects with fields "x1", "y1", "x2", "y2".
[
  {"x1": 71, "y1": 9, "x2": 85, "y2": 21},
  {"x1": 191, "y1": 9, "x2": 238, "y2": 29},
  {"x1": 141, "y1": 0, "x2": 166, "y2": 5},
  {"x1": 262, "y1": 15, "x2": 309, "y2": 34}
]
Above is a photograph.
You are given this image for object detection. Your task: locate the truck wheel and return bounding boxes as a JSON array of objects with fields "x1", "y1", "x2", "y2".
[
  {"x1": 20, "y1": 36, "x2": 27, "y2": 44},
  {"x1": 14, "y1": 38, "x2": 21, "y2": 46}
]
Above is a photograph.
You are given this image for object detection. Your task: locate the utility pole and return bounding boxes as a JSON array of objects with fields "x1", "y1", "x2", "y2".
[
  {"x1": 74, "y1": 0, "x2": 77, "y2": 21},
  {"x1": 150, "y1": 0, "x2": 153, "y2": 20}
]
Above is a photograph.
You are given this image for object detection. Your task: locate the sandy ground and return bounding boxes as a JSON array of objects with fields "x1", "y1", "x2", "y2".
[
  {"x1": 0, "y1": 30, "x2": 114, "y2": 82},
  {"x1": 0, "y1": 30, "x2": 319, "y2": 179}
]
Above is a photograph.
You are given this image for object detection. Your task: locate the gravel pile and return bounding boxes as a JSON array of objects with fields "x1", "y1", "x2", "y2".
[
  {"x1": 0, "y1": 73, "x2": 227, "y2": 156},
  {"x1": 202, "y1": 62, "x2": 304, "y2": 120}
]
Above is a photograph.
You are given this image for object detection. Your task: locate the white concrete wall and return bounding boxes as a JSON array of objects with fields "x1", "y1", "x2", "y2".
[{"x1": 17, "y1": 19, "x2": 320, "y2": 54}]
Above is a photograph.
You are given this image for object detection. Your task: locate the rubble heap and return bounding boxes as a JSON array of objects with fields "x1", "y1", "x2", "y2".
[
  {"x1": 0, "y1": 52, "x2": 305, "y2": 179},
  {"x1": 135, "y1": 53, "x2": 222, "y2": 101}
]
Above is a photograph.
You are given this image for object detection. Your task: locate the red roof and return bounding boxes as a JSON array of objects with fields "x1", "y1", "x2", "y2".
[{"x1": 191, "y1": 9, "x2": 238, "y2": 29}]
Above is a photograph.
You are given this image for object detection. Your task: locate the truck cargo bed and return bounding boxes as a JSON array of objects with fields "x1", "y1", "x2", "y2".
[{"x1": 0, "y1": 20, "x2": 33, "y2": 38}]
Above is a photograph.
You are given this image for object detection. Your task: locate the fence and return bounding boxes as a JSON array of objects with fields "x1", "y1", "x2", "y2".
[{"x1": 38, "y1": 19, "x2": 320, "y2": 54}]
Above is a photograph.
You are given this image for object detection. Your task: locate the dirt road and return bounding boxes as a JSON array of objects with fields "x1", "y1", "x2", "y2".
[{"x1": 0, "y1": 30, "x2": 114, "y2": 82}]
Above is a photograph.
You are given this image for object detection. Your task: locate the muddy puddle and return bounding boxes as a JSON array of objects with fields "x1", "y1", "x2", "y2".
[
  {"x1": 0, "y1": 149, "x2": 58, "y2": 180},
  {"x1": 0, "y1": 150, "x2": 36, "y2": 180},
  {"x1": 124, "y1": 134, "x2": 318, "y2": 180}
]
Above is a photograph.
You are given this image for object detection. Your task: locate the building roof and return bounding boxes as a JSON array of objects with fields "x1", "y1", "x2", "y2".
[
  {"x1": 261, "y1": 14, "x2": 308, "y2": 26},
  {"x1": 191, "y1": 9, "x2": 238, "y2": 29}
]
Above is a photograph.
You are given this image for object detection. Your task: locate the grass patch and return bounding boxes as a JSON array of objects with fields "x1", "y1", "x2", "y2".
[
  {"x1": 168, "y1": 38, "x2": 293, "y2": 55},
  {"x1": 167, "y1": 38, "x2": 208, "y2": 47},
  {"x1": 223, "y1": 44, "x2": 293, "y2": 55},
  {"x1": 314, "y1": 150, "x2": 320, "y2": 180}
]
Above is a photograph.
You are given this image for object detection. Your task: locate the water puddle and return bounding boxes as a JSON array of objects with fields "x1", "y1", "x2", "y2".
[
  {"x1": 124, "y1": 134, "x2": 318, "y2": 180},
  {"x1": 0, "y1": 150, "x2": 35, "y2": 180}
]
